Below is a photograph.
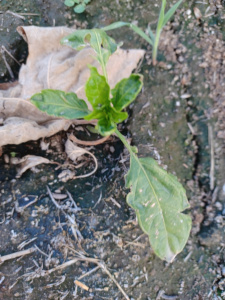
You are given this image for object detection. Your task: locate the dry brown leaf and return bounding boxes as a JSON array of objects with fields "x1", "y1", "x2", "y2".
[
  {"x1": 65, "y1": 139, "x2": 89, "y2": 162},
  {"x1": 12, "y1": 155, "x2": 56, "y2": 178},
  {"x1": 65, "y1": 139, "x2": 98, "y2": 179}
]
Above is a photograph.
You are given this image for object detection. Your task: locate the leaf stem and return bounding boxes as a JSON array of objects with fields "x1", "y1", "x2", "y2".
[{"x1": 115, "y1": 128, "x2": 134, "y2": 155}]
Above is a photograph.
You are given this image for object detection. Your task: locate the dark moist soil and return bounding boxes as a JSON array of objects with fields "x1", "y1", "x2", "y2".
[{"x1": 0, "y1": 0, "x2": 225, "y2": 299}]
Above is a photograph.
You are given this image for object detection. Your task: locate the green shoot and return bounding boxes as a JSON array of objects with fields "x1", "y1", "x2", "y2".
[
  {"x1": 102, "y1": 0, "x2": 183, "y2": 65},
  {"x1": 64, "y1": 0, "x2": 91, "y2": 14},
  {"x1": 61, "y1": 29, "x2": 117, "y2": 81},
  {"x1": 31, "y1": 28, "x2": 191, "y2": 262}
]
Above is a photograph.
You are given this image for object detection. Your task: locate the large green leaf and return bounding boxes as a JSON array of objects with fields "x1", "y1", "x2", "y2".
[
  {"x1": 31, "y1": 89, "x2": 90, "y2": 119},
  {"x1": 111, "y1": 74, "x2": 143, "y2": 111},
  {"x1": 85, "y1": 66, "x2": 110, "y2": 108},
  {"x1": 126, "y1": 155, "x2": 192, "y2": 262}
]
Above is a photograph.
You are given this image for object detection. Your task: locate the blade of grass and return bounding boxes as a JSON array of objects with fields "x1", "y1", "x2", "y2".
[
  {"x1": 147, "y1": 25, "x2": 155, "y2": 44},
  {"x1": 102, "y1": 22, "x2": 153, "y2": 46},
  {"x1": 152, "y1": 0, "x2": 166, "y2": 65},
  {"x1": 102, "y1": 21, "x2": 130, "y2": 31},
  {"x1": 157, "y1": 0, "x2": 167, "y2": 31},
  {"x1": 163, "y1": 0, "x2": 183, "y2": 27}
]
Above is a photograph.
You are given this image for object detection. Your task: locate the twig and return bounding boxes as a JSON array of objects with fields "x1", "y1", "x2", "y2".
[
  {"x1": 99, "y1": 262, "x2": 130, "y2": 300},
  {"x1": 124, "y1": 233, "x2": 146, "y2": 249},
  {"x1": 208, "y1": 125, "x2": 215, "y2": 190},
  {"x1": 183, "y1": 251, "x2": 193, "y2": 262},
  {"x1": 109, "y1": 197, "x2": 121, "y2": 208},
  {"x1": 17, "y1": 13, "x2": 40, "y2": 16},
  {"x1": 6, "y1": 10, "x2": 25, "y2": 20},
  {"x1": 47, "y1": 186, "x2": 83, "y2": 240},
  {"x1": 34, "y1": 245, "x2": 49, "y2": 257},
  {"x1": 66, "y1": 190, "x2": 80, "y2": 211},
  {"x1": 69, "y1": 134, "x2": 109, "y2": 146},
  {"x1": 0, "y1": 247, "x2": 35, "y2": 263},
  {"x1": 93, "y1": 191, "x2": 102, "y2": 209},
  {"x1": 74, "y1": 280, "x2": 89, "y2": 291},
  {"x1": 1, "y1": 47, "x2": 14, "y2": 79},
  {"x1": 78, "y1": 265, "x2": 100, "y2": 280},
  {"x1": 15, "y1": 196, "x2": 39, "y2": 214},
  {"x1": 17, "y1": 237, "x2": 38, "y2": 250},
  {"x1": 1, "y1": 46, "x2": 21, "y2": 66}
]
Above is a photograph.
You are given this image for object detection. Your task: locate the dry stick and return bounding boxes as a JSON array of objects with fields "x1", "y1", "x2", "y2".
[
  {"x1": 69, "y1": 134, "x2": 109, "y2": 146},
  {"x1": 208, "y1": 125, "x2": 215, "y2": 191},
  {"x1": 0, "y1": 247, "x2": 35, "y2": 263},
  {"x1": 98, "y1": 262, "x2": 130, "y2": 300},
  {"x1": 18, "y1": 237, "x2": 38, "y2": 251},
  {"x1": 1, "y1": 47, "x2": 14, "y2": 79},
  {"x1": 1, "y1": 46, "x2": 21, "y2": 66},
  {"x1": 6, "y1": 10, "x2": 25, "y2": 20},
  {"x1": 78, "y1": 265, "x2": 100, "y2": 280},
  {"x1": 47, "y1": 186, "x2": 82, "y2": 240}
]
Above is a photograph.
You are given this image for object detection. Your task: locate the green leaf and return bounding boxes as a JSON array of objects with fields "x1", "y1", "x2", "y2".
[
  {"x1": 163, "y1": 0, "x2": 183, "y2": 27},
  {"x1": 111, "y1": 74, "x2": 143, "y2": 111},
  {"x1": 147, "y1": 25, "x2": 155, "y2": 44},
  {"x1": 97, "y1": 118, "x2": 116, "y2": 136},
  {"x1": 84, "y1": 0, "x2": 90, "y2": 3},
  {"x1": 74, "y1": 3, "x2": 86, "y2": 13},
  {"x1": 61, "y1": 29, "x2": 117, "y2": 65},
  {"x1": 129, "y1": 24, "x2": 154, "y2": 46},
  {"x1": 31, "y1": 89, "x2": 90, "y2": 119},
  {"x1": 85, "y1": 66, "x2": 110, "y2": 108},
  {"x1": 126, "y1": 155, "x2": 192, "y2": 262},
  {"x1": 84, "y1": 108, "x2": 103, "y2": 121},
  {"x1": 64, "y1": 0, "x2": 75, "y2": 7},
  {"x1": 110, "y1": 107, "x2": 128, "y2": 123}
]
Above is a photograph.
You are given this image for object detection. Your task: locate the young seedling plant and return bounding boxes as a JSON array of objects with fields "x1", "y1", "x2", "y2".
[
  {"x1": 64, "y1": 0, "x2": 91, "y2": 14},
  {"x1": 31, "y1": 28, "x2": 191, "y2": 262},
  {"x1": 102, "y1": 0, "x2": 183, "y2": 65}
]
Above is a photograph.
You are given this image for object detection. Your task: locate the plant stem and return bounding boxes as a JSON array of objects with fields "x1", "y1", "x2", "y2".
[
  {"x1": 115, "y1": 128, "x2": 134, "y2": 156},
  {"x1": 152, "y1": 28, "x2": 161, "y2": 66}
]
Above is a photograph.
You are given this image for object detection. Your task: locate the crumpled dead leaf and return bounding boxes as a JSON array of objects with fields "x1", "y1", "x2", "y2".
[
  {"x1": 64, "y1": 139, "x2": 98, "y2": 179},
  {"x1": 0, "y1": 26, "x2": 145, "y2": 148},
  {"x1": 11, "y1": 155, "x2": 56, "y2": 178}
]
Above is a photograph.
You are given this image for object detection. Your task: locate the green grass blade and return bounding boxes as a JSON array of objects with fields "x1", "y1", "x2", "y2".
[
  {"x1": 129, "y1": 24, "x2": 153, "y2": 46},
  {"x1": 147, "y1": 25, "x2": 155, "y2": 44},
  {"x1": 103, "y1": 21, "x2": 153, "y2": 46},
  {"x1": 102, "y1": 21, "x2": 130, "y2": 31},
  {"x1": 157, "y1": 0, "x2": 167, "y2": 31},
  {"x1": 163, "y1": 0, "x2": 183, "y2": 27}
]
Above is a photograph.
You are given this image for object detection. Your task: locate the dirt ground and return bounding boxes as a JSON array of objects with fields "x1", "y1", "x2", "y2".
[{"x1": 0, "y1": 0, "x2": 225, "y2": 299}]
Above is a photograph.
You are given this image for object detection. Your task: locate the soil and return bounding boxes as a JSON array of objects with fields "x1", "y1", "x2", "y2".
[{"x1": 0, "y1": 0, "x2": 225, "y2": 299}]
